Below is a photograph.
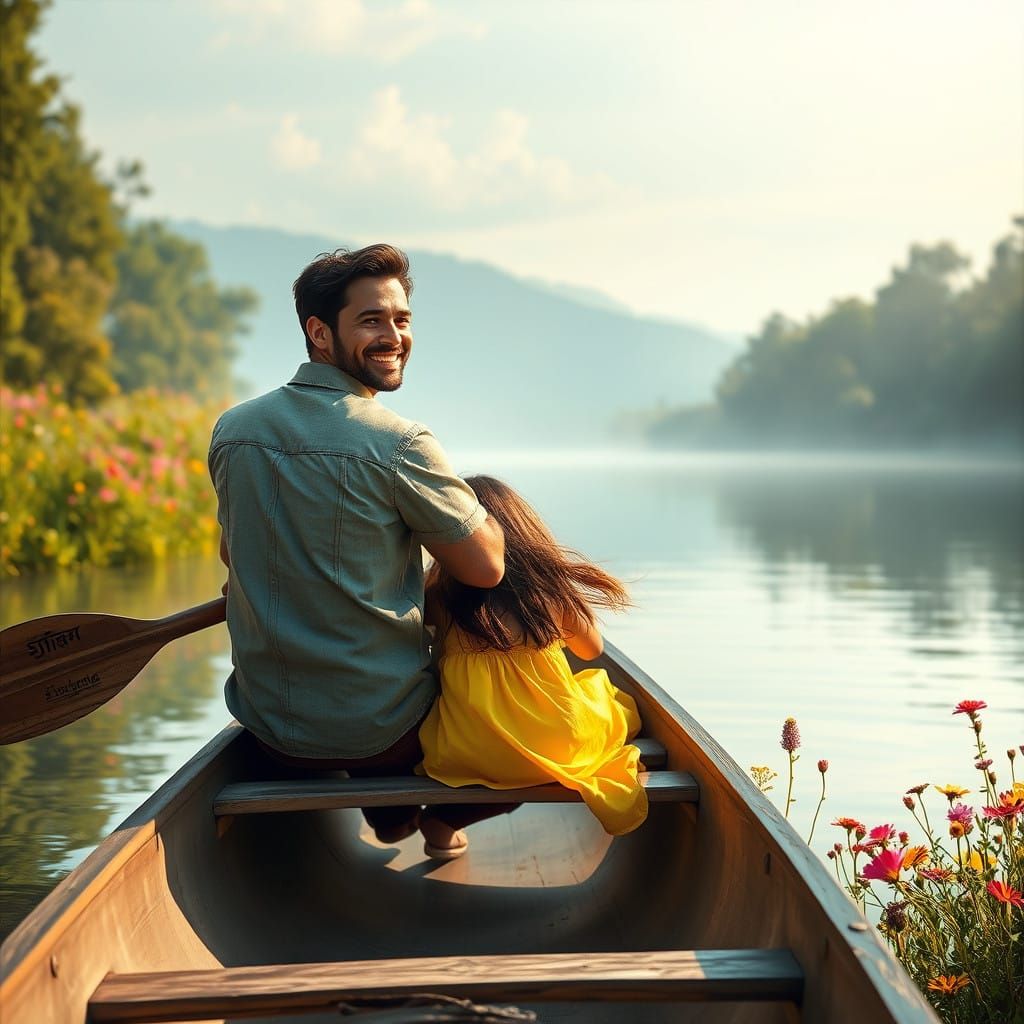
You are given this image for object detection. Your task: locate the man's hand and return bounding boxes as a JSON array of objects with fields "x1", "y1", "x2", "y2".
[{"x1": 422, "y1": 515, "x2": 504, "y2": 589}]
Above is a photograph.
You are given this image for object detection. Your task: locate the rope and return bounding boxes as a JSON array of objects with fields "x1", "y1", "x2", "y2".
[{"x1": 336, "y1": 991, "x2": 538, "y2": 1022}]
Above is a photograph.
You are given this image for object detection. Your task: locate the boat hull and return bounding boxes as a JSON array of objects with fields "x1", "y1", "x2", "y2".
[{"x1": 0, "y1": 642, "x2": 936, "y2": 1022}]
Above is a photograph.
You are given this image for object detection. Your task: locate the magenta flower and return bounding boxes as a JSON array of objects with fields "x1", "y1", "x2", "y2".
[
  {"x1": 862, "y1": 849, "x2": 905, "y2": 883},
  {"x1": 947, "y1": 803, "x2": 974, "y2": 827},
  {"x1": 868, "y1": 824, "x2": 896, "y2": 843}
]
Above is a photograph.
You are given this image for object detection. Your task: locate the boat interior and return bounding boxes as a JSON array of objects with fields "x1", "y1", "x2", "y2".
[{"x1": 1, "y1": 652, "x2": 932, "y2": 1023}]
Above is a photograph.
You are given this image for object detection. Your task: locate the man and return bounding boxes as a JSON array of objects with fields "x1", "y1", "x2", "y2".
[{"x1": 209, "y1": 243, "x2": 507, "y2": 858}]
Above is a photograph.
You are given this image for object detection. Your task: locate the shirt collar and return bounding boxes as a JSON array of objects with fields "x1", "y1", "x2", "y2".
[{"x1": 288, "y1": 361, "x2": 375, "y2": 400}]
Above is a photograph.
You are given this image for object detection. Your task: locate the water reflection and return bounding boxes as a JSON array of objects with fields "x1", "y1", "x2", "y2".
[
  {"x1": 0, "y1": 554, "x2": 230, "y2": 939},
  {"x1": 712, "y1": 465, "x2": 1024, "y2": 636},
  {"x1": 2, "y1": 455, "x2": 1022, "y2": 941}
]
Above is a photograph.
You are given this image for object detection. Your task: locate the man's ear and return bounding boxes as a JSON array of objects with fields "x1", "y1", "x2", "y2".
[{"x1": 306, "y1": 315, "x2": 333, "y2": 359}]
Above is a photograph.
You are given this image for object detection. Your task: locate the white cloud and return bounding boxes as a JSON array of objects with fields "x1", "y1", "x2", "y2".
[
  {"x1": 271, "y1": 114, "x2": 322, "y2": 170},
  {"x1": 215, "y1": 0, "x2": 483, "y2": 61},
  {"x1": 346, "y1": 86, "x2": 628, "y2": 215}
]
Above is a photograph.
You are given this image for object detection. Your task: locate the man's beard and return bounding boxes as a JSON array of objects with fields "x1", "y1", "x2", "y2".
[{"x1": 329, "y1": 329, "x2": 407, "y2": 393}]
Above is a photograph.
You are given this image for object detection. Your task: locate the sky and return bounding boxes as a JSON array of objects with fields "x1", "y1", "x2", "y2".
[{"x1": 37, "y1": 0, "x2": 1023, "y2": 337}]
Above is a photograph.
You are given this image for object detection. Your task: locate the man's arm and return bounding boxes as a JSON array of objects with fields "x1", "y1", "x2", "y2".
[{"x1": 422, "y1": 515, "x2": 505, "y2": 589}]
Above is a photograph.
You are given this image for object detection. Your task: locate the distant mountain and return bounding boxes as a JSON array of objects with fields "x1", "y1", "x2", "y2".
[{"x1": 173, "y1": 221, "x2": 735, "y2": 449}]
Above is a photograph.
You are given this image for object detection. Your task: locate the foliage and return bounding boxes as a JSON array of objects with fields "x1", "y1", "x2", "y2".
[
  {"x1": 0, "y1": 0, "x2": 122, "y2": 403},
  {"x1": 652, "y1": 220, "x2": 1024, "y2": 450},
  {"x1": 0, "y1": 0, "x2": 257, "y2": 404},
  {"x1": 757, "y1": 705, "x2": 1024, "y2": 1023},
  {"x1": 0, "y1": 383, "x2": 222, "y2": 574},
  {"x1": 109, "y1": 221, "x2": 258, "y2": 399}
]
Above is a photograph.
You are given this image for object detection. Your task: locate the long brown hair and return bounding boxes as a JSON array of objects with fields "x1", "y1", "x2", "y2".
[{"x1": 426, "y1": 475, "x2": 629, "y2": 651}]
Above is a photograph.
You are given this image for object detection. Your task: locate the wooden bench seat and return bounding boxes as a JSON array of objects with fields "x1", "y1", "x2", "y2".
[
  {"x1": 88, "y1": 949, "x2": 804, "y2": 1022},
  {"x1": 214, "y1": 769, "x2": 697, "y2": 817}
]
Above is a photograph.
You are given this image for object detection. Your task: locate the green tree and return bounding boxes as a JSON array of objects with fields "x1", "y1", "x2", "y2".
[
  {"x1": 108, "y1": 221, "x2": 258, "y2": 398},
  {"x1": 652, "y1": 219, "x2": 1021, "y2": 450},
  {"x1": 0, "y1": 0, "x2": 122, "y2": 403},
  {"x1": 866, "y1": 242, "x2": 971, "y2": 439},
  {"x1": 949, "y1": 220, "x2": 1024, "y2": 444},
  {"x1": 0, "y1": 0, "x2": 56, "y2": 345}
]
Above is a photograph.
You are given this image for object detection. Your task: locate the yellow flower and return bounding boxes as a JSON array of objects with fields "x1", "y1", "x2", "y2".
[
  {"x1": 934, "y1": 784, "x2": 970, "y2": 802},
  {"x1": 927, "y1": 974, "x2": 970, "y2": 995},
  {"x1": 957, "y1": 849, "x2": 997, "y2": 872},
  {"x1": 73, "y1": 481, "x2": 86, "y2": 494}
]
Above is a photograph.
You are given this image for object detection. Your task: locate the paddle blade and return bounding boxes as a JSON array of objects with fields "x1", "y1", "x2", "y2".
[{"x1": 0, "y1": 599, "x2": 226, "y2": 744}]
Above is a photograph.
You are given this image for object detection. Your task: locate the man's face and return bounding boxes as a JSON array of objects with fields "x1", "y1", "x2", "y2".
[{"x1": 327, "y1": 276, "x2": 413, "y2": 394}]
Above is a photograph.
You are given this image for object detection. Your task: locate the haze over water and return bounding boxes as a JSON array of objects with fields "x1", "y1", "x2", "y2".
[{"x1": 2, "y1": 450, "x2": 1022, "y2": 937}]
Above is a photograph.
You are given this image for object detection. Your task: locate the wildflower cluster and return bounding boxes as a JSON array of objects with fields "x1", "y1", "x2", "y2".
[
  {"x1": 1, "y1": 384, "x2": 223, "y2": 574},
  {"x1": 829, "y1": 700, "x2": 1022, "y2": 1023}
]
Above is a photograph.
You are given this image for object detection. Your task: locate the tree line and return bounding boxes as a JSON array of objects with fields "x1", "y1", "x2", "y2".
[
  {"x1": 647, "y1": 222, "x2": 1023, "y2": 451},
  {"x1": 1, "y1": 0, "x2": 257, "y2": 406}
]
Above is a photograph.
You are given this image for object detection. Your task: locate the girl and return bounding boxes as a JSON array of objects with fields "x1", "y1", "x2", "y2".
[{"x1": 417, "y1": 475, "x2": 647, "y2": 859}]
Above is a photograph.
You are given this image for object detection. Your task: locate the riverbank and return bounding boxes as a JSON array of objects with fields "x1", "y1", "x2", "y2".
[{"x1": 1, "y1": 385, "x2": 222, "y2": 576}]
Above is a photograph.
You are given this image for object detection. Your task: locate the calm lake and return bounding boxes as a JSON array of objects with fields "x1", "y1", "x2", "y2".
[{"x1": 2, "y1": 451, "x2": 1022, "y2": 939}]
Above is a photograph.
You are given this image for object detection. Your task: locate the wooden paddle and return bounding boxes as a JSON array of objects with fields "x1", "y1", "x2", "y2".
[{"x1": 0, "y1": 597, "x2": 226, "y2": 745}]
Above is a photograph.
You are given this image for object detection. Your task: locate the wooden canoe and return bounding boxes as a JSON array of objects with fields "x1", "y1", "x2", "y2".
[{"x1": 0, "y1": 641, "x2": 937, "y2": 1023}]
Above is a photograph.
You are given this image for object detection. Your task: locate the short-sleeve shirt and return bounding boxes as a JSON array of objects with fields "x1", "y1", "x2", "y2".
[{"x1": 208, "y1": 361, "x2": 486, "y2": 758}]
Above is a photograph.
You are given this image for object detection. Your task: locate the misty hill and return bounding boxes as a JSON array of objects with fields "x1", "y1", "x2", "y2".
[{"x1": 173, "y1": 221, "x2": 735, "y2": 449}]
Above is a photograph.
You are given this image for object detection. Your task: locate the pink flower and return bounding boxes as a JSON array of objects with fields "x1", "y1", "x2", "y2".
[
  {"x1": 862, "y1": 849, "x2": 905, "y2": 883},
  {"x1": 869, "y1": 824, "x2": 896, "y2": 843},
  {"x1": 780, "y1": 718, "x2": 801, "y2": 752},
  {"x1": 954, "y1": 700, "x2": 987, "y2": 716},
  {"x1": 99, "y1": 487, "x2": 118, "y2": 503},
  {"x1": 975, "y1": 759, "x2": 993, "y2": 771},
  {"x1": 983, "y1": 805, "x2": 1019, "y2": 821},
  {"x1": 947, "y1": 803, "x2": 974, "y2": 827},
  {"x1": 817, "y1": 759, "x2": 829, "y2": 773}
]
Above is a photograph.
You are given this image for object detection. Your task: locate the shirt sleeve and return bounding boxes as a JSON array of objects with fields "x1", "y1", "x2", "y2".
[{"x1": 394, "y1": 430, "x2": 487, "y2": 542}]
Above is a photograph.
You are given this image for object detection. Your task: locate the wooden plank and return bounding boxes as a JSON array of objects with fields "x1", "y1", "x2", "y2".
[
  {"x1": 632, "y1": 737, "x2": 666, "y2": 768},
  {"x1": 89, "y1": 950, "x2": 804, "y2": 1022},
  {"x1": 213, "y1": 770, "x2": 697, "y2": 817}
]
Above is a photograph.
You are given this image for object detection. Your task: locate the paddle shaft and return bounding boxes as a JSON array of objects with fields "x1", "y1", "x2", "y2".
[{"x1": 0, "y1": 597, "x2": 227, "y2": 744}]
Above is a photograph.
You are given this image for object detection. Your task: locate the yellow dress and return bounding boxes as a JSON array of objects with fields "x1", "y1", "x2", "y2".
[{"x1": 418, "y1": 624, "x2": 648, "y2": 836}]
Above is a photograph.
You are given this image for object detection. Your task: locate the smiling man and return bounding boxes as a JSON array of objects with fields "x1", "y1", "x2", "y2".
[{"x1": 208, "y1": 244, "x2": 507, "y2": 858}]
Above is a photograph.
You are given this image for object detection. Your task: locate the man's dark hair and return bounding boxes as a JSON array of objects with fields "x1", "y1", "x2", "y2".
[{"x1": 293, "y1": 244, "x2": 413, "y2": 357}]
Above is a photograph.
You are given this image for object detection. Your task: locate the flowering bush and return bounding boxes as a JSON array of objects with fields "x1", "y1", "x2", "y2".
[
  {"x1": 0, "y1": 384, "x2": 223, "y2": 574},
  {"x1": 757, "y1": 703, "x2": 1021, "y2": 1022}
]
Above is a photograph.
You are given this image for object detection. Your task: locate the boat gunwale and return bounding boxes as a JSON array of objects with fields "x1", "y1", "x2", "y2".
[
  {"x1": 0, "y1": 722, "x2": 245, "y2": 993},
  {"x1": 596, "y1": 639, "x2": 937, "y2": 1023}
]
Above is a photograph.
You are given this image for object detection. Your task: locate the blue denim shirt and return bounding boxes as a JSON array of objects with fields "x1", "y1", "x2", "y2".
[{"x1": 209, "y1": 362, "x2": 486, "y2": 757}]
